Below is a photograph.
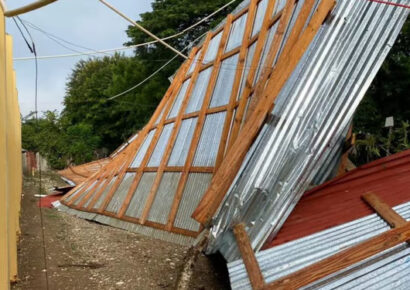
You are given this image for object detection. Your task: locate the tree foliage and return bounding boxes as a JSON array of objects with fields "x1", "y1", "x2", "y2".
[
  {"x1": 352, "y1": 18, "x2": 410, "y2": 165},
  {"x1": 22, "y1": 111, "x2": 100, "y2": 169}
]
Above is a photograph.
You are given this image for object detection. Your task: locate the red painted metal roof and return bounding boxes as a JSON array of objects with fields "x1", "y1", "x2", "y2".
[{"x1": 263, "y1": 149, "x2": 410, "y2": 249}]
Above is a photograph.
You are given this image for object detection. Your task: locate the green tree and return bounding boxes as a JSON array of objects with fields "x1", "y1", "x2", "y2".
[{"x1": 352, "y1": 18, "x2": 410, "y2": 165}]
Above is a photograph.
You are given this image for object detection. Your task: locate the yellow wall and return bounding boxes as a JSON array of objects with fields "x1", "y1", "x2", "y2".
[{"x1": 1, "y1": 5, "x2": 22, "y2": 290}]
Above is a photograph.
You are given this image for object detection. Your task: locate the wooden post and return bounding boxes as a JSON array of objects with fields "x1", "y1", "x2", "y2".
[{"x1": 233, "y1": 224, "x2": 265, "y2": 290}]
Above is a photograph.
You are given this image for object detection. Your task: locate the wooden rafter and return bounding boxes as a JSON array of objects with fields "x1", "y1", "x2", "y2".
[
  {"x1": 108, "y1": 49, "x2": 197, "y2": 217},
  {"x1": 192, "y1": 0, "x2": 336, "y2": 224},
  {"x1": 214, "y1": 0, "x2": 258, "y2": 171},
  {"x1": 165, "y1": 15, "x2": 235, "y2": 231}
]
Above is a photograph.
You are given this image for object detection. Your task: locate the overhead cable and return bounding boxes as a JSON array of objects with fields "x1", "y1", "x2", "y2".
[
  {"x1": 108, "y1": 31, "x2": 208, "y2": 101},
  {"x1": 13, "y1": 0, "x2": 238, "y2": 61},
  {"x1": 98, "y1": 0, "x2": 188, "y2": 59}
]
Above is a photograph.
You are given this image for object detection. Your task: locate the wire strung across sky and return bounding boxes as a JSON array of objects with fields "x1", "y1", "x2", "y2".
[{"x1": 13, "y1": 0, "x2": 240, "y2": 61}]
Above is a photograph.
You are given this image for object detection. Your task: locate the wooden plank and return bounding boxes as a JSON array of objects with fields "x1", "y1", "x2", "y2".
[
  {"x1": 227, "y1": 0, "x2": 287, "y2": 151},
  {"x1": 165, "y1": 15, "x2": 234, "y2": 231},
  {"x1": 96, "y1": 55, "x2": 190, "y2": 214},
  {"x1": 233, "y1": 224, "x2": 265, "y2": 290},
  {"x1": 128, "y1": 42, "x2": 206, "y2": 222},
  {"x1": 215, "y1": 0, "x2": 258, "y2": 170},
  {"x1": 66, "y1": 70, "x2": 177, "y2": 210},
  {"x1": 215, "y1": 0, "x2": 270, "y2": 170},
  {"x1": 192, "y1": 0, "x2": 336, "y2": 224},
  {"x1": 246, "y1": 0, "x2": 316, "y2": 120},
  {"x1": 265, "y1": 221, "x2": 410, "y2": 289},
  {"x1": 113, "y1": 49, "x2": 197, "y2": 217},
  {"x1": 362, "y1": 193, "x2": 407, "y2": 228}
]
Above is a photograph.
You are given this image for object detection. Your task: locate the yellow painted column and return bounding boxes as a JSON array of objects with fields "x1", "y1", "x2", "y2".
[
  {"x1": 0, "y1": 4, "x2": 10, "y2": 290},
  {"x1": 13, "y1": 70, "x2": 22, "y2": 239},
  {"x1": 6, "y1": 34, "x2": 18, "y2": 283}
]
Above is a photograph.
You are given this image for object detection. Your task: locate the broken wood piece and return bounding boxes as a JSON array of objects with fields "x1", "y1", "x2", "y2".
[
  {"x1": 265, "y1": 221, "x2": 410, "y2": 289},
  {"x1": 233, "y1": 223, "x2": 265, "y2": 290},
  {"x1": 361, "y1": 192, "x2": 407, "y2": 228}
]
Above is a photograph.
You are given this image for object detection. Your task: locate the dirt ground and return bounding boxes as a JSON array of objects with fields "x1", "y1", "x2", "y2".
[{"x1": 12, "y1": 174, "x2": 230, "y2": 290}]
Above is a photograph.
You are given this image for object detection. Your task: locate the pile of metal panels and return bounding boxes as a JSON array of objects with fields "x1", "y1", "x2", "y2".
[{"x1": 206, "y1": 0, "x2": 409, "y2": 261}]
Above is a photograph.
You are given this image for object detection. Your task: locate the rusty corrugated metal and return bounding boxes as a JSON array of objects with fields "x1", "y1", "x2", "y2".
[{"x1": 265, "y1": 149, "x2": 410, "y2": 248}]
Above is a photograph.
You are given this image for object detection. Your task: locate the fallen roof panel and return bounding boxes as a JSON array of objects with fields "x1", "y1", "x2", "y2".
[
  {"x1": 265, "y1": 149, "x2": 410, "y2": 248},
  {"x1": 228, "y1": 200, "x2": 410, "y2": 289},
  {"x1": 206, "y1": 0, "x2": 409, "y2": 261}
]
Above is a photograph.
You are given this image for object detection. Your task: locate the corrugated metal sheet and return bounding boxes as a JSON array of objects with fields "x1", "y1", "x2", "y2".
[
  {"x1": 252, "y1": 0, "x2": 268, "y2": 37},
  {"x1": 174, "y1": 173, "x2": 213, "y2": 232},
  {"x1": 130, "y1": 129, "x2": 156, "y2": 168},
  {"x1": 106, "y1": 172, "x2": 135, "y2": 213},
  {"x1": 168, "y1": 117, "x2": 198, "y2": 166},
  {"x1": 92, "y1": 176, "x2": 118, "y2": 209},
  {"x1": 168, "y1": 79, "x2": 191, "y2": 119},
  {"x1": 148, "y1": 123, "x2": 174, "y2": 167},
  {"x1": 83, "y1": 178, "x2": 107, "y2": 208},
  {"x1": 72, "y1": 180, "x2": 98, "y2": 206},
  {"x1": 193, "y1": 111, "x2": 226, "y2": 167},
  {"x1": 226, "y1": 12, "x2": 248, "y2": 52},
  {"x1": 228, "y1": 201, "x2": 410, "y2": 290},
  {"x1": 147, "y1": 172, "x2": 181, "y2": 224},
  {"x1": 209, "y1": 53, "x2": 239, "y2": 108},
  {"x1": 207, "y1": 0, "x2": 409, "y2": 261},
  {"x1": 58, "y1": 203, "x2": 195, "y2": 246},
  {"x1": 266, "y1": 149, "x2": 410, "y2": 248},
  {"x1": 185, "y1": 67, "x2": 213, "y2": 114},
  {"x1": 203, "y1": 32, "x2": 222, "y2": 64},
  {"x1": 125, "y1": 172, "x2": 157, "y2": 219}
]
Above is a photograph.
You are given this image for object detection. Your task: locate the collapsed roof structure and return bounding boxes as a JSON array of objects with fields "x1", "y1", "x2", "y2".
[
  {"x1": 228, "y1": 150, "x2": 410, "y2": 289},
  {"x1": 58, "y1": 0, "x2": 409, "y2": 279},
  {"x1": 58, "y1": 133, "x2": 138, "y2": 185}
]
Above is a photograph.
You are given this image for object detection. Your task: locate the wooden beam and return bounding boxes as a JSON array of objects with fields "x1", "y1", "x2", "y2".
[
  {"x1": 228, "y1": 0, "x2": 294, "y2": 151},
  {"x1": 215, "y1": 0, "x2": 258, "y2": 170},
  {"x1": 362, "y1": 193, "x2": 407, "y2": 228},
  {"x1": 165, "y1": 15, "x2": 234, "y2": 231},
  {"x1": 233, "y1": 224, "x2": 265, "y2": 290},
  {"x1": 265, "y1": 221, "x2": 410, "y2": 289},
  {"x1": 96, "y1": 54, "x2": 191, "y2": 214},
  {"x1": 135, "y1": 41, "x2": 208, "y2": 223},
  {"x1": 192, "y1": 0, "x2": 336, "y2": 224},
  {"x1": 114, "y1": 48, "x2": 197, "y2": 217}
]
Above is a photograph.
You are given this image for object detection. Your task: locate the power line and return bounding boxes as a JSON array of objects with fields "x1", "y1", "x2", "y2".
[
  {"x1": 107, "y1": 30, "x2": 208, "y2": 101},
  {"x1": 13, "y1": 0, "x2": 239, "y2": 61},
  {"x1": 20, "y1": 18, "x2": 111, "y2": 57},
  {"x1": 99, "y1": 0, "x2": 188, "y2": 59},
  {"x1": 367, "y1": 0, "x2": 410, "y2": 9},
  {"x1": 13, "y1": 16, "x2": 50, "y2": 290}
]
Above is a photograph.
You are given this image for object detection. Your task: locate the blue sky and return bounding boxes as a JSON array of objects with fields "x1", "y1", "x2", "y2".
[{"x1": 5, "y1": 0, "x2": 153, "y2": 117}]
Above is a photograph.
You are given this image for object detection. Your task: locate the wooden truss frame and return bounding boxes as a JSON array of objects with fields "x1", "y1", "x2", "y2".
[
  {"x1": 233, "y1": 193, "x2": 410, "y2": 290},
  {"x1": 61, "y1": 0, "x2": 336, "y2": 239}
]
